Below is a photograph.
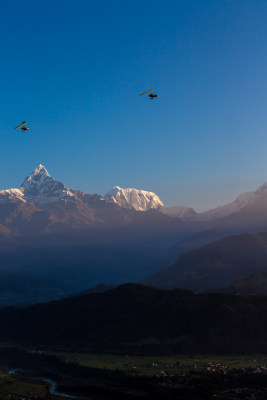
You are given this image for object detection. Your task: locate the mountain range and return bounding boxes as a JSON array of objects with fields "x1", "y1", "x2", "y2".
[
  {"x1": 2, "y1": 165, "x2": 267, "y2": 302},
  {"x1": 0, "y1": 164, "x2": 196, "y2": 244},
  {"x1": 3, "y1": 164, "x2": 267, "y2": 224},
  {"x1": 0, "y1": 165, "x2": 195, "y2": 303}
]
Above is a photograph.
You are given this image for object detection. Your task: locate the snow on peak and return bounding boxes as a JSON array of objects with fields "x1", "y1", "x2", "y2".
[
  {"x1": 3, "y1": 164, "x2": 267, "y2": 221},
  {"x1": 197, "y1": 182, "x2": 267, "y2": 221},
  {"x1": 33, "y1": 164, "x2": 50, "y2": 177},
  {"x1": 21, "y1": 164, "x2": 50, "y2": 188},
  {"x1": 104, "y1": 180, "x2": 267, "y2": 220},
  {"x1": 104, "y1": 186, "x2": 164, "y2": 211},
  {"x1": 104, "y1": 186, "x2": 198, "y2": 219},
  {"x1": 19, "y1": 164, "x2": 74, "y2": 203},
  {"x1": 0, "y1": 188, "x2": 25, "y2": 204}
]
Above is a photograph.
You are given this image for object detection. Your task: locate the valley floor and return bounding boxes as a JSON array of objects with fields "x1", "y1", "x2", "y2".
[
  {"x1": 47, "y1": 351, "x2": 267, "y2": 376},
  {"x1": 1, "y1": 347, "x2": 267, "y2": 399}
]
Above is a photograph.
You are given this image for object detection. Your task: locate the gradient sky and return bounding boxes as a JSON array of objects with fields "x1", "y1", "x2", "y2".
[{"x1": 1, "y1": 0, "x2": 267, "y2": 211}]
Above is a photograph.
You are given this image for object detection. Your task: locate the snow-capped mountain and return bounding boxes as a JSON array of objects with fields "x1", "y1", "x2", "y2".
[
  {"x1": 21, "y1": 164, "x2": 76, "y2": 203},
  {"x1": 3, "y1": 163, "x2": 267, "y2": 224},
  {"x1": 0, "y1": 164, "x2": 85, "y2": 205},
  {"x1": 198, "y1": 182, "x2": 267, "y2": 221},
  {"x1": 104, "y1": 186, "x2": 164, "y2": 211},
  {"x1": 104, "y1": 186, "x2": 197, "y2": 219},
  {"x1": 0, "y1": 165, "x2": 192, "y2": 241},
  {"x1": 155, "y1": 182, "x2": 267, "y2": 222}
]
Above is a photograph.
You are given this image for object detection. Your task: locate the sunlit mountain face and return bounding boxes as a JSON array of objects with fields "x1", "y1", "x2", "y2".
[
  {"x1": 3, "y1": 164, "x2": 267, "y2": 225},
  {"x1": 2, "y1": 163, "x2": 267, "y2": 251},
  {"x1": 0, "y1": 164, "x2": 200, "y2": 243}
]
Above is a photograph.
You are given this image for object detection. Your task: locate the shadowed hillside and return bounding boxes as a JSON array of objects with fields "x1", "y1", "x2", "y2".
[
  {"x1": 144, "y1": 232, "x2": 267, "y2": 290},
  {"x1": 2, "y1": 283, "x2": 267, "y2": 354},
  {"x1": 219, "y1": 272, "x2": 267, "y2": 295}
]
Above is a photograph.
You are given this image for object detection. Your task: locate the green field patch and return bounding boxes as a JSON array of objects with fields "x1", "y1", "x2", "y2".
[
  {"x1": 47, "y1": 352, "x2": 267, "y2": 377},
  {"x1": 0, "y1": 374, "x2": 48, "y2": 399}
]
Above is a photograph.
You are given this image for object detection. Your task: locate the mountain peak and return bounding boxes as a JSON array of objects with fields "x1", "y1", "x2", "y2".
[
  {"x1": 29, "y1": 164, "x2": 50, "y2": 179},
  {"x1": 18, "y1": 164, "x2": 75, "y2": 203},
  {"x1": 21, "y1": 164, "x2": 51, "y2": 189},
  {"x1": 35, "y1": 164, "x2": 49, "y2": 174},
  {"x1": 104, "y1": 186, "x2": 164, "y2": 211}
]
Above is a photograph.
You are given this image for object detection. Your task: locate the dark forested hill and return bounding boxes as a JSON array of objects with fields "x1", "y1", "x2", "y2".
[
  {"x1": 2, "y1": 283, "x2": 267, "y2": 354},
  {"x1": 219, "y1": 272, "x2": 267, "y2": 295}
]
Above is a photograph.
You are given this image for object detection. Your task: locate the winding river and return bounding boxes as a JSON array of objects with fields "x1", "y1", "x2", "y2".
[
  {"x1": 9, "y1": 369, "x2": 77, "y2": 398},
  {"x1": 39, "y1": 378, "x2": 77, "y2": 398}
]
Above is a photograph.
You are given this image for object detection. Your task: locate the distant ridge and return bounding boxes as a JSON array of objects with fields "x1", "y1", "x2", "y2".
[
  {"x1": 220, "y1": 272, "x2": 267, "y2": 295},
  {"x1": 144, "y1": 232, "x2": 267, "y2": 290}
]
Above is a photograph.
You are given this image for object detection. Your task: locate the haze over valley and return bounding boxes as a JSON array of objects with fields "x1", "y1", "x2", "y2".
[{"x1": 2, "y1": 2, "x2": 267, "y2": 398}]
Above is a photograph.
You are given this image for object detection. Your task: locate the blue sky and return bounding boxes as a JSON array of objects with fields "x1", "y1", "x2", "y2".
[{"x1": 1, "y1": 0, "x2": 267, "y2": 211}]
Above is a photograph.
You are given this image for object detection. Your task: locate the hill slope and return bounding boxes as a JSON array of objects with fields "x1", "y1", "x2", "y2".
[
  {"x1": 220, "y1": 272, "x2": 267, "y2": 295},
  {"x1": 144, "y1": 232, "x2": 267, "y2": 290},
  {"x1": 2, "y1": 283, "x2": 267, "y2": 354}
]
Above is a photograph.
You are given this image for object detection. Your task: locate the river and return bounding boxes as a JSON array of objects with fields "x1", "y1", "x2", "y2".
[
  {"x1": 39, "y1": 378, "x2": 77, "y2": 398},
  {"x1": 9, "y1": 369, "x2": 77, "y2": 398}
]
